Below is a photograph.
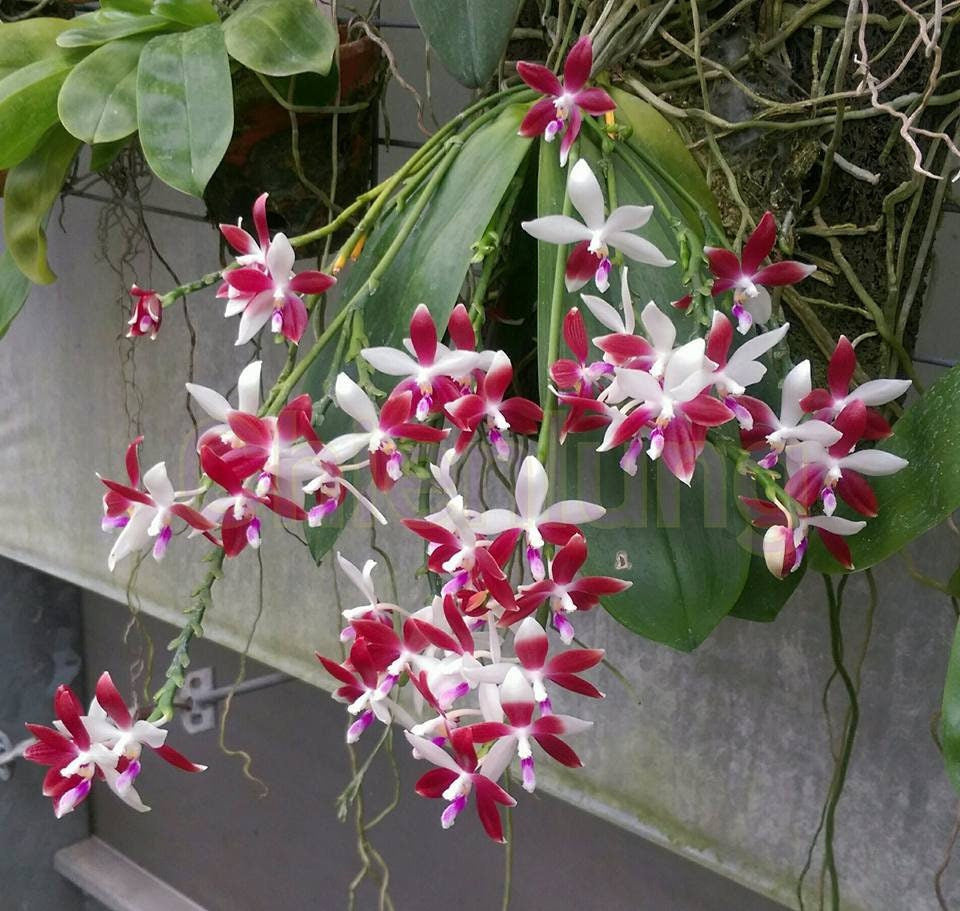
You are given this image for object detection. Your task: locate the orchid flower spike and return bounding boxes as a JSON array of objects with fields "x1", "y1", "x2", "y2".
[{"x1": 522, "y1": 159, "x2": 674, "y2": 293}]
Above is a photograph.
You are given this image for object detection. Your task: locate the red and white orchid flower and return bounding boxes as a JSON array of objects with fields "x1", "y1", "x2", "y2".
[
  {"x1": 405, "y1": 728, "x2": 516, "y2": 842},
  {"x1": 471, "y1": 455, "x2": 605, "y2": 579},
  {"x1": 126, "y1": 285, "x2": 162, "y2": 340},
  {"x1": 219, "y1": 193, "x2": 335, "y2": 345},
  {"x1": 517, "y1": 36, "x2": 616, "y2": 166},
  {"x1": 704, "y1": 211, "x2": 816, "y2": 333},
  {"x1": 360, "y1": 304, "x2": 483, "y2": 420},
  {"x1": 800, "y1": 334, "x2": 911, "y2": 433},
  {"x1": 99, "y1": 438, "x2": 214, "y2": 570},
  {"x1": 735, "y1": 360, "x2": 844, "y2": 467},
  {"x1": 522, "y1": 159, "x2": 674, "y2": 293},
  {"x1": 324, "y1": 373, "x2": 448, "y2": 491}
]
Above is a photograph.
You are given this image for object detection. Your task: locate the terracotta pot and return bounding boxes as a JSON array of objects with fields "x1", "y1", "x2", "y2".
[{"x1": 204, "y1": 26, "x2": 385, "y2": 242}]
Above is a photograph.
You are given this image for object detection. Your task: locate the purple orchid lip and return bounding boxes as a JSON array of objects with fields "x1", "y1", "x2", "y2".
[
  {"x1": 347, "y1": 709, "x2": 375, "y2": 744},
  {"x1": 441, "y1": 793, "x2": 467, "y2": 829},
  {"x1": 152, "y1": 525, "x2": 173, "y2": 561}
]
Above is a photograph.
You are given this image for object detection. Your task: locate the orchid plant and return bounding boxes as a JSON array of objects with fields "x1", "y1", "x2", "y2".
[{"x1": 25, "y1": 27, "x2": 955, "y2": 911}]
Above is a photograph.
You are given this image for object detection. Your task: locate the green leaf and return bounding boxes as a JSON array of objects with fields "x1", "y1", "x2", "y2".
[
  {"x1": 57, "y1": 11, "x2": 173, "y2": 48},
  {"x1": 0, "y1": 18, "x2": 75, "y2": 80},
  {"x1": 3, "y1": 125, "x2": 80, "y2": 284},
  {"x1": 58, "y1": 36, "x2": 147, "y2": 144},
  {"x1": 0, "y1": 55, "x2": 77, "y2": 169},
  {"x1": 137, "y1": 24, "x2": 234, "y2": 197},
  {"x1": 569, "y1": 444, "x2": 751, "y2": 651},
  {"x1": 152, "y1": 0, "x2": 219, "y2": 27},
  {"x1": 409, "y1": 0, "x2": 523, "y2": 88},
  {"x1": 103, "y1": 0, "x2": 154, "y2": 12},
  {"x1": 611, "y1": 87, "x2": 722, "y2": 229},
  {"x1": 942, "y1": 616, "x2": 960, "y2": 794},
  {"x1": 0, "y1": 250, "x2": 31, "y2": 340},
  {"x1": 223, "y1": 0, "x2": 337, "y2": 77},
  {"x1": 809, "y1": 365, "x2": 960, "y2": 573},
  {"x1": 90, "y1": 137, "x2": 133, "y2": 173},
  {"x1": 729, "y1": 554, "x2": 805, "y2": 622}
]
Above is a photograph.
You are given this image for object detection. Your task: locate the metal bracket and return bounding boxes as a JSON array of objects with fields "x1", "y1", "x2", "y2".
[{"x1": 176, "y1": 667, "x2": 292, "y2": 735}]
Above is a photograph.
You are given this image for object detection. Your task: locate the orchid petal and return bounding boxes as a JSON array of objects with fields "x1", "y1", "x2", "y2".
[
  {"x1": 522, "y1": 215, "x2": 593, "y2": 245},
  {"x1": 515, "y1": 456, "x2": 548, "y2": 521},
  {"x1": 604, "y1": 205, "x2": 653, "y2": 234},
  {"x1": 840, "y1": 450, "x2": 908, "y2": 475},
  {"x1": 607, "y1": 231, "x2": 674, "y2": 268},
  {"x1": 360, "y1": 347, "x2": 421, "y2": 376},
  {"x1": 567, "y1": 159, "x2": 606, "y2": 232},
  {"x1": 334, "y1": 374, "x2": 379, "y2": 431},
  {"x1": 185, "y1": 383, "x2": 231, "y2": 422},
  {"x1": 847, "y1": 378, "x2": 912, "y2": 407}
]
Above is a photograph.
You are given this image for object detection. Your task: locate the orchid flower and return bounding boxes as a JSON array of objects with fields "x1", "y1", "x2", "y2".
[
  {"x1": 466, "y1": 667, "x2": 592, "y2": 793},
  {"x1": 126, "y1": 285, "x2": 162, "y2": 339},
  {"x1": 99, "y1": 439, "x2": 214, "y2": 570},
  {"x1": 186, "y1": 360, "x2": 262, "y2": 452},
  {"x1": 516, "y1": 36, "x2": 616, "y2": 166},
  {"x1": 512, "y1": 617, "x2": 604, "y2": 713},
  {"x1": 445, "y1": 350, "x2": 543, "y2": 458},
  {"x1": 405, "y1": 728, "x2": 516, "y2": 842},
  {"x1": 785, "y1": 401, "x2": 908, "y2": 516},
  {"x1": 800, "y1": 334, "x2": 911, "y2": 435},
  {"x1": 743, "y1": 497, "x2": 866, "y2": 576},
  {"x1": 335, "y1": 552, "x2": 396, "y2": 638},
  {"x1": 471, "y1": 455, "x2": 605, "y2": 579},
  {"x1": 302, "y1": 444, "x2": 388, "y2": 529},
  {"x1": 512, "y1": 534, "x2": 631, "y2": 643},
  {"x1": 704, "y1": 312, "x2": 790, "y2": 424},
  {"x1": 601, "y1": 339, "x2": 732, "y2": 484},
  {"x1": 705, "y1": 211, "x2": 816, "y2": 333},
  {"x1": 219, "y1": 194, "x2": 335, "y2": 345},
  {"x1": 199, "y1": 446, "x2": 306, "y2": 556},
  {"x1": 323, "y1": 373, "x2": 448, "y2": 491},
  {"x1": 550, "y1": 307, "x2": 615, "y2": 395},
  {"x1": 522, "y1": 159, "x2": 673, "y2": 293},
  {"x1": 361, "y1": 305, "x2": 483, "y2": 420},
  {"x1": 735, "y1": 360, "x2": 843, "y2": 467}
]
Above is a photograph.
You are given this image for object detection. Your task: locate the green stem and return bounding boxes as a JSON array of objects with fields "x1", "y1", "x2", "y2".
[{"x1": 537, "y1": 145, "x2": 578, "y2": 466}]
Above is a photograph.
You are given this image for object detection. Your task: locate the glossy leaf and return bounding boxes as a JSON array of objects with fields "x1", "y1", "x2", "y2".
[
  {"x1": 58, "y1": 37, "x2": 147, "y2": 144},
  {"x1": 152, "y1": 0, "x2": 219, "y2": 27},
  {"x1": 223, "y1": 0, "x2": 337, "y2": 77},
  {"x1": 0, "y1": 250, "x2": 31, "y2": 341},
  {"x1": 809, "y1": 365, "x2": 960, "y2": 573},
  {"x1": 102, "y1": 0, "x2": 154, "y2": 12},
  {"x1": 567, "y1": 443, "x2": 750, "y2": 651},
  {"x1": 729, "y1": 554, "x2": 806, "y2": 622},
  {"x1": 57, "y1": 12, "x2": 173, "y2": 48},
  {"x1": 611, "y1": 88, "x2": 722, "y2": 229},
  {"x1": 0, "y1": 18, "x2": 74, "y2": 80},
  {"x1": 409, "y1": 0, "x2": 523, "y2": 88},
  {"x1": 942, "y1": 616, "x2": 960, "y2": 795},
  {"x1": 3, "y1": 126, "x2": 80, "y2": 284},
  {"x1": 90, "y1": 137, "x2": 133, "y2": 173},
  {"x1": 0, "y1": 55, "x2": 77, "y2": 169},
  {"x1": 137, "y1": 25, "x2": 233, "y2": 197}
]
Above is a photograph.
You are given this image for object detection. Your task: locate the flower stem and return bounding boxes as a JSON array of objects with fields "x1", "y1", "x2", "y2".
[{"x1": 536, "y1": 146, "x2": 578, "y2": 466}]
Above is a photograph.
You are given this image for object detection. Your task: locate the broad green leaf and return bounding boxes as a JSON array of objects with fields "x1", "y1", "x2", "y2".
[
  {"x1": 309, "y1": 105, "x2": 530, "y2": 361},
  {"x1": 3, "y1": 126, "x2": 80, "y2": 284},
  {"x1": 566, "y1": 443, "x2": 751, "y2": 651},
  {"x1": 0, "y1": 55, "x2": 77, "y2": 169},
  {"x1": 57, "y1": 12, "x2": 173, "y2": 48},
  {"x1": 611, "y1": 88, "x2": 722, "y2": 229},
  {"x1": 0, "y1": 18, "x2": 74, "y2": 80},
  {"x1": 103, "y1": 0, "x2": 154, "y2": 12},
  {"x1": 809, "y1": 366, "x2": 960, "y2": 573},
  {"x1": 942, "y1": 615, "x2": 960, "y2": 794},
  {"x1": 58, "y1": 37, "x2": 147, "y2": 144},
  {"x1": 223, "y1": 0, "x2": 337, "y2": 77},
  {"x1": 90, "y1": 137, "x2": 132, "y2": 173},
  {"x1": 152, "y1": 0, "x2": 219, "y2": 27},
  {"x1": 729, "y1": 554, "x2": 805, "y2": 622},
  {"x1": 409, "y1": 0, "x2": 523, "y2": 88},
  {"x1": 137, "y1": 25, "x2": 234, "y2": 197},
  {"x1": 0, "y1": 250, "x2": 31, "y2": 340}
]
